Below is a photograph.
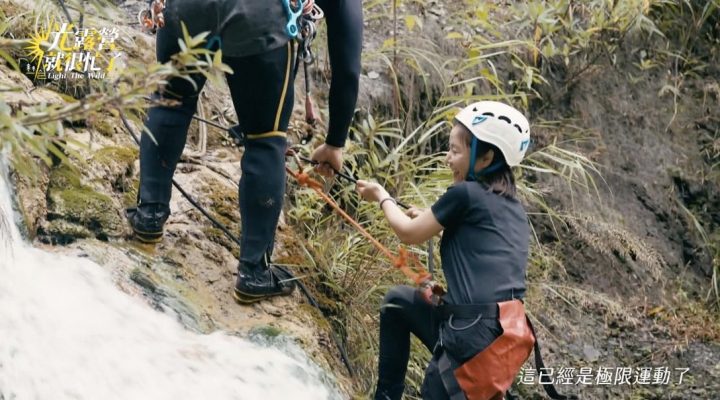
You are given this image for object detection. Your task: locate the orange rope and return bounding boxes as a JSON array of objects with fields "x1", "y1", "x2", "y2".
[{"x1": 286, "y1": 166, "x2": 432, "y2": 286}]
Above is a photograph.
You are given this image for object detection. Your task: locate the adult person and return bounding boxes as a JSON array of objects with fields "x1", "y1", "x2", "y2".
[{"x1": 129, "y1": 0, "x2": 302, "y2": 302}]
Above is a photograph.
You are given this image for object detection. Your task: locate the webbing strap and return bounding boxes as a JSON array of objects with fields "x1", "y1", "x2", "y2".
[
  {"x1": 438, "y1": 352, "x2": 466, "y2": 400},
  {"x1": 526, "y1": 317, "x2": 577, "y2": 400}
]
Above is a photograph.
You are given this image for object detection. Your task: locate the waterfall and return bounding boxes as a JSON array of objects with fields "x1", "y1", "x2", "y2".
[{"x1": 0, "y1": 163, "x2": 342, "y2": 400}]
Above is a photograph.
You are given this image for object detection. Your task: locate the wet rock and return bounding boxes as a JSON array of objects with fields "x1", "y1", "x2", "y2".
[
  {"x1": 48, "y1": 188, "x2": 122, "y2": 237},
  {"x1": 582, "y1": 344, "x2": 601, "y2": 362},
  {"x1": 250, "y1": 325, "x2": 284, "y2": 340},
  {"x1": 261, "y1": 303, "x2": 284, "y2": 317},
  {"x1": 41, "y1": 220, "x2": 93, "y2": 244},
  {"x1": 11, "y1": 164, "x2": 49, "y2": 238},
  {"x1": 91, "y1": 146, "x2": 138, "y2": 182},
  {"x1": 45, "y1": 163, "x2": 124, "y2": 242}
]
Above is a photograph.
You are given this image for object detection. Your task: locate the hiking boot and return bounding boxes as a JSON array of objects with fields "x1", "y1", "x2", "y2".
[
  {"x1": 126, "y1": 203, "x2": 170, "y2": 243},
  {"x1": 233, "y1": 262, "x2": 296, "y2": 304}
]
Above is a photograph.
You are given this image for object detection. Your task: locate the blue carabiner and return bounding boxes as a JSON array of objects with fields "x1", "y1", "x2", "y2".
[{"x1": 281, "y1": 0, "x2": 303, "y2": 38}]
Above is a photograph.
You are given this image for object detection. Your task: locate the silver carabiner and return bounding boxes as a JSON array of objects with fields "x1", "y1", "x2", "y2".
[{"x1": 447, "y1": 313, "x2": 483, "y2": 331}]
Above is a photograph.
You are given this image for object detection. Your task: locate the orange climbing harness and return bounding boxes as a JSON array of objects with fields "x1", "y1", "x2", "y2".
[{"x1": 285, "y1": 153, "x2": 444, "y2": 296}]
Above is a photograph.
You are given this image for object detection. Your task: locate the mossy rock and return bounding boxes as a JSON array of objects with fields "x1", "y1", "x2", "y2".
[
  {"x1": 129, "y1": 267, "x2": 161, "y2": 294},
  {"x1": 204, "y1": 183, "x2": 240, "y2": 225},
  {"x1": 91, "y1": 146, "x2": 139, "y2": 195},
  {"x1": 89, "y1": 118, "x2": 116, "y2": 138},
  {"x1": 48, "y1": 163, "x2": 82, "y2": 190},
  {"x1": 11, "y1": 163, "x2": 50, "y2": 239},
  {"x1": 202, "y1": 226, "x2": 240, "y2": 255},
  {"x1": 202, "y1": 182, "x2": 240, "y2": 251},
  {"x1": 298, "y1": 303, "x2": 331, "y2": 331},
  {"x1": 122, "y1": 179, "x2": 139, "y2": 208},
  {"x1": 91, "y1": 146, "x2": 139, "y2": 179},
  {"x1": 48, "y1": 186, "x2": 123, "y2": 238},
  {"x1": 43, "y1": 219, "x2": 93, "y2": 244},
  {"x1": 92, "y1": 146, "x2": 138, "y2": 169}
]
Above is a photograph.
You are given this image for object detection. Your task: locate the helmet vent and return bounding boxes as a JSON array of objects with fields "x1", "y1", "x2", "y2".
[
  {"x1": 514, "y1": 124, "x2": 522, "y2": 134},
  {"x1": 482, "y1": 112, "x2": 494, "y2": 117},
  {"x1": 498, "y1": 115, "x2": 512, "y2": 124}
]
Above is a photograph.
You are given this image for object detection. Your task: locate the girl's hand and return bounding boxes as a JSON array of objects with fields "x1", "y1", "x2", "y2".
[
  {"x1": 356, "y1": 180, "x2": 390, "y2": 203},
  {"x1": 405, "y1": 206, "x2": 424, "y2": 219}
]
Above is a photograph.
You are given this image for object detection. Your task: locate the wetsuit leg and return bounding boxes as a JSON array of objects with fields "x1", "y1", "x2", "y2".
[
  {"x1": 315, "y1": 0, "x2": 362, "y2": 147},
  {"x1": 374, "y1": 285, "x2": 439, "y2": 400},
  {"x1": 224, "y1": 42, "x2": 295, "y2": 265},
  {"x1": 138, "y1": 23, "x2": 208, "y2": 207}
]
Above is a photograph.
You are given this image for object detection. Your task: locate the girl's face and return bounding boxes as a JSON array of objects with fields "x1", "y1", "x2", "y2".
[{"x1": 446, "y1": 125, "x2": 471, "y2": 184}]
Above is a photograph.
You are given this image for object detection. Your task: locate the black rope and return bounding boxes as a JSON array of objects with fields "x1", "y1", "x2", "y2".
[
  {"x1": 118, "y1": 110, "x2": 355, "y2": 377},
  {"x1": 272, "y1": 264, "x2": 355, "y2": 377},
  {"x1": 191, "y1": 114, "x2": 233, "y2": 131},
  {"x1": 526, "y1": 317, "x2": 577, "y2": 400},
  {"x1": 293, "y1": 155, "x2": 414, "y2": 209}
]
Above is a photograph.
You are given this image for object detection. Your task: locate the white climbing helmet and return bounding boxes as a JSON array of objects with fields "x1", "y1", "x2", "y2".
[{"x1": 454, "y1": 101, "x2": 531, "y2": 167}]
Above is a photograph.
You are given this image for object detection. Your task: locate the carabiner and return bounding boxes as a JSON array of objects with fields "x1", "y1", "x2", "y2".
[{"x1": 281, "y1": 0, "x2": 304, "y2": 38}]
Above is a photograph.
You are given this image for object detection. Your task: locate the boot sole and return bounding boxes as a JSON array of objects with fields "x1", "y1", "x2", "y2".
[
  {"x1": 232, "y1": 287, "x2": 294, "y2": 304},
  {"x1": 132, "y1": 228, "x2": 163, "y2": 244}
]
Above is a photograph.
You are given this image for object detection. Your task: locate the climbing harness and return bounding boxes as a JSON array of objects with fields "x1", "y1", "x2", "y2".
[
  {"x1": 138, "y1": 0, "x2": 166, "y2": 34},
  {"x1": 436, "y1": 300, "x2": 575, "y2": 400},
  {"x1": 137, "y1": 0, "x2": 323, "y2": 129}
]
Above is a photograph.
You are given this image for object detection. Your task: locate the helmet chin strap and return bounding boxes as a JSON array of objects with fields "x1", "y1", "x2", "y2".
[
  {"x1": 466, "y1": 137, "x2": 479, "y2": 181},
  {"x1": 465, "y1": 136, "x2": 502, "y2": 181}
]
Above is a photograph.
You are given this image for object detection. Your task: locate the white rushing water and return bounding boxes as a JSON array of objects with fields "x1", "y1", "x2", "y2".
[{"x1": 0, "y1": 164, "x2": 341, "y2": 400}]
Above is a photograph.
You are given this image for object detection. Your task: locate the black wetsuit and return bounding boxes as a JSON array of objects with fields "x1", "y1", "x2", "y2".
[
  {"x1": 138, "y1": 0, "x2": 295, "y2": 266},
  {"x1": 138, "y1": 0, "x2": 363, "y2": 267},
  {"x1": 374, "y1": 182, "x2": 530, "y2": 400},
  {"x1": 316, "y1": 0, "x2": 363, "y2": 148}
]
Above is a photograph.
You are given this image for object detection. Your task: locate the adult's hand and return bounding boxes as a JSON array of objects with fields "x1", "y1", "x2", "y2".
[{"x1": 311, "y1": 143, "x2": 343, "y2": 178}]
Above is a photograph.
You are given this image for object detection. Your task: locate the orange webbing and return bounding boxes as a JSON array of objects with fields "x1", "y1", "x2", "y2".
[{"x1": 286, "y1": 166, "x2": 431, "y2": 286}]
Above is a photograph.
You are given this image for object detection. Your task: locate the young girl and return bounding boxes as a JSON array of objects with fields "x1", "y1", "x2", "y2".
[{"x1": 356, "y1": 101, "x2": 534, "y2": 399}]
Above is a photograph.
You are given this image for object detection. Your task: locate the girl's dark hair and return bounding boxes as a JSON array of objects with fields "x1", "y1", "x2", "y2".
[{"x1": 458, "y1": 124, "x2": 517, "y2": 199}]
